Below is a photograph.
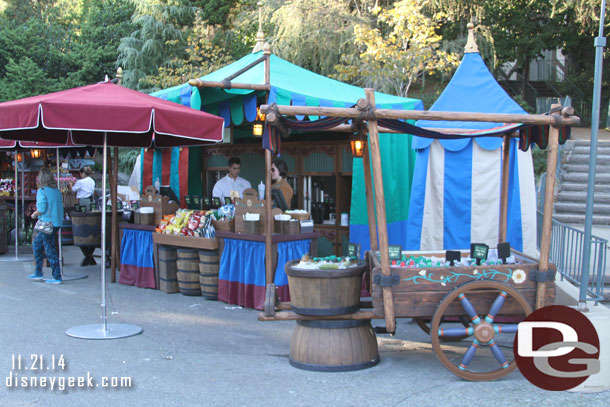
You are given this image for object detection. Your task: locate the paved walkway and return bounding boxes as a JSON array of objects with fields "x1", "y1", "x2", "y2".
[{"x1": 0, "y1": 245, "x2": 608, "y2": 406}]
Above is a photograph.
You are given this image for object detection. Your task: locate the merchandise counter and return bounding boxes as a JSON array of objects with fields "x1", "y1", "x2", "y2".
[
  {"x1": 118, "y1": 223, "x2": 156, "y2": 289},
  {"x1": 215, "y1": 230, "x2": 319, "y2": 310}
]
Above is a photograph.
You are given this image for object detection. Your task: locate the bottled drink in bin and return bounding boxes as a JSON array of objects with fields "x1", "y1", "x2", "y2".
[
  {"x1": 258, "y1": 181, "x2": 265, "y2": 201},
  {"x1": 340, "y1": 212, "x2": 349, "y2": 226}
]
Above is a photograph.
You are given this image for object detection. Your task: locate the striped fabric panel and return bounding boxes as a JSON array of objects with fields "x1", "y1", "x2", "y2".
[
  {"x1": 420, "y1": 140, "x2": 445, "y2": 250},
  {"x1": 470, "y1": 142, "x2": 501, "y2": 248}
]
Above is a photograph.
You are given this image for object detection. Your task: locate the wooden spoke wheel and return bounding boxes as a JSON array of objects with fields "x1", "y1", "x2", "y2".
[
  {"x1": 414, "y1": 316, "x2": 471, "y2": 341},
  {"x1": 431, "y1": 280, "x2": 532, "y2": 381}
]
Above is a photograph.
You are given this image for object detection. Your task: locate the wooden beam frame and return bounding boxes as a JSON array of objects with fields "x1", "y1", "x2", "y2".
[{"x1": 260, "y1": 105, "x2": 580, "y2": 127}]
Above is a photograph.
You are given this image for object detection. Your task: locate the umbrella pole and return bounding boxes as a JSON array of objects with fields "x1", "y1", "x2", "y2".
[
  {"x1": 56, "y1": 150, "x2": 62, "y2": 276},
  {"x1": 14, "y1": 153, "x2": 18, "y2": 258},
  {"x1": 56, "y1": 148, "x2": 86, "y2": 281},
  {"x1": 65, "y1": 134, "x2": 141, "y2": 340}
]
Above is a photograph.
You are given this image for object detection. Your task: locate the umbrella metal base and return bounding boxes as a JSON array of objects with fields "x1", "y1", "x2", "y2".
[
  {"x1": 62, "y1": 272, "x2": 88, "y2": 281},
  {"x1": 0, "y1": 255, "x2": 33, "y2": 262},
  {"x1": 66, "y1": 323, "x2": 142, "y2": 340}
]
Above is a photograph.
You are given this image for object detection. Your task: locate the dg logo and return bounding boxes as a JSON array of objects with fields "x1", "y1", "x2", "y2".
[{"x1": 513, "y1": 305, "x2": 600, "y2": 391}]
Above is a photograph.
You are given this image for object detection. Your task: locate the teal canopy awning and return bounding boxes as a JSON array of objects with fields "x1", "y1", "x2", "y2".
[{"x1": 152, "y1": 51, "x2": 423, "y2": 126}]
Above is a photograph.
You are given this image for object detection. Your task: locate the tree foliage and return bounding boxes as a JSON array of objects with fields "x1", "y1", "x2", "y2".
[
  {"x1": 117, "y1": 0, "x2": 196, "y2": 89},
  {"x1": 270, "y1": 0, "x2": 361, "y2": 78},
  {"x1": 139, "y1": 15, "x2": 234, "y2": 90},
  {"x1": 334, "y1": 0, "x2": 459, "y2": 97},
  {"x1": 65, "y1": 0, "x2": 136, "y2": 86},
  {"x1": 427, "y1": 1, "x2": 572, "y2": 96}
]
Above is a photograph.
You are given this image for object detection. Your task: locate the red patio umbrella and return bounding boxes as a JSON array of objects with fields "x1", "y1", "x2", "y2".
[
  {"x1": 0, "y1": 81, "x2": 223, "y2": 146},
  {"x1": 0, "y1": 81, "x2": 224, "y2": 339}
]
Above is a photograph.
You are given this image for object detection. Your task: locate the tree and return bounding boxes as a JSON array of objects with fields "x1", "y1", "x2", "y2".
[
  {"x1": 139, "y1": 15, "x2": 234, "y2": 90},
  {"x1": 334, "y1": 0, "x2": 459, "y2": 97},
  {"x1": 65, "y1": 0, "x2": 136, "y2": 87},
  {"x1": 0, "y1": 57, "x2": 59, "y2": 102},
  {"x1": 117, "y1": 0, "x2": 196, "y2": 90},
  {"x1": 192, "y1": 0, "x2": 239, "y2": 27},
  {"x1": 0, "y1": 6, "x2": 77, "y2": 100},
  {"x1": 270, "y1": 0, "x2": 362, "y2": 77},
  {"x1": 426, "y1": 0, "x2": 572, "y2": 101}
]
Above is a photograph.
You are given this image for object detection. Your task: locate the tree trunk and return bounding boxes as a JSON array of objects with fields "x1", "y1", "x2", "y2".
[{"x1": 520, "y1": 56, "x2": 531, "y2": 106}]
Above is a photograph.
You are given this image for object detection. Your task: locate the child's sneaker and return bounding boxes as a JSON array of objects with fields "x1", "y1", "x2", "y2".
[
  {"x1": 27, "y1": 274, "x2": 44, "y2": 281},
  {"x1": 45, "y1": 279, "x2": 62, "y2": 284}
]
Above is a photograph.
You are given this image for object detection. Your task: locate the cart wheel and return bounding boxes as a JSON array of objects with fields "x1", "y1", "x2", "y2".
[
  {"x1": 431, "y1": 280, "x2": 532, "y2": 381},
  {"x1": 414, "y1": 316, "x2": 471, "y2": 341}
]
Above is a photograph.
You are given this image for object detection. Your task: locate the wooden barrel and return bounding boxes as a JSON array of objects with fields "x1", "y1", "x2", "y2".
[
  {"x1": 158, "y1": 245, "x2": 179, "y2": 293},
  {"x1": 176, "y1": 248, "x2": 201, "y2": 296},
  {"x1": 70, "y1": 211, "x2": 114, "y2": 247},
  {"x1": 61, "y1": 219, "x2": 73, "y2": 245},
  {"x1": 289, "y1": 319, "x2": 379, "y2": 372},
  {"x1": 285, "y1": 259, "x2": 366, "y2": 316},
  {"x1": 199, "y1": 249, "x2": 219, "y2": 300}
]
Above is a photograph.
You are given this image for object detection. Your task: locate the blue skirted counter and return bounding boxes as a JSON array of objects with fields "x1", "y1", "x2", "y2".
[
  {"x1": 215, "y1": 230, "x2": 319, "y2": 310},
  {"x1": 118, "y1": 223, "x2": 157, "y2": 289}
]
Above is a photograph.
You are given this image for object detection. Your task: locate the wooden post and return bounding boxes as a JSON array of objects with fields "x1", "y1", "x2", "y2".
[
  {"x1": 265, "y1": 149, "x2": 273, "y2": 284},
  {"x1": 362, "y1": 143, "x2": 378, "y2": 250},
  {"x1": 365, "y1": 89, "x2": 395, "y2": 333},
  {"x1": 536, "y1": 104, "x2": 561, "y2": 309},
  {"x1": 110, "y1": 147, "x2": 119, "y2": 283},
  {"x1": 498, "y1": 133, "x2": 511, "y2": 242},
  {"x1": 262, "y1": 44, "x2": 276, "y2": 316}
]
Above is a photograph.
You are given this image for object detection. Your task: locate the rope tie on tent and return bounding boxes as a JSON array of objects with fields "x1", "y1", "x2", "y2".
[
  {"x1": 548, "y1": 105, "x2": 562, "y2": 127},
  {"x1": 221, "y1": 78, "x2": 232, "y2": 89},
  {"x1": 356, "y1": 98, "x2": 377, "y2": 122},
  {"x1": 264, "y1": 103, "x2": 289, "y2": 136}
]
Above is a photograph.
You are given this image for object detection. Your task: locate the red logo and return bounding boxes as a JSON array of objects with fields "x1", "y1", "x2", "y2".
[{"x1": 513, "y1": 305, "x2": 600, "y2": 391}]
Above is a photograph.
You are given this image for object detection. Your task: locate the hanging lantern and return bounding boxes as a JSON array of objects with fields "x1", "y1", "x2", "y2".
[
  {"x1": 31, "y1": 149, "x2": 41, "y2": 159},
  {"x1": 252, "y1": 107, "x2": 266, "y2": 137},
  {"x1": 350, "y1": 134, "x2": 366, "y2": 158},
  {"x1": 16, "y1": 152, "x2": 23, "y2": 162}
]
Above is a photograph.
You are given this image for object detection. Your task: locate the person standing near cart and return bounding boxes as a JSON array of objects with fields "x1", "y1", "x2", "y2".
[
  {"x1": 28, "y1": 167, "x2": 64, "y2": 284},
  {"x1": 72, "y1": 166, "x2": 95, "y2": 202},
  {"x1": 271, "y1": 159, "x2": 293, "y2": 210},
  {"x1": 212, "y1": 157, "x2": 251, "y2": 203}
]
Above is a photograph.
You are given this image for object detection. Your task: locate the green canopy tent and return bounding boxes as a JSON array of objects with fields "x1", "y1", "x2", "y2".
[{"x1": 151, "y1": 50, "x2": 424, "y2": 256}]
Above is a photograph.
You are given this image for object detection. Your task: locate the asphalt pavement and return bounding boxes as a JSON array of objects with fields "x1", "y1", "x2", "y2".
[{"x1": 0, "y1": 245, "x2": 608, "y2": 406}]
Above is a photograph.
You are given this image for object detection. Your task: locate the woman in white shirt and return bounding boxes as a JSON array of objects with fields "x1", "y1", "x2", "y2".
[{"x1": 72, "y1": 166, "x2": 95, "y2": 199}]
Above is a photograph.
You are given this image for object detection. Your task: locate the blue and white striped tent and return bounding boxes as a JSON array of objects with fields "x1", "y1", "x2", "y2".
[{"x1": 405, "y1": 42, "x2": 537, "y2": 256}]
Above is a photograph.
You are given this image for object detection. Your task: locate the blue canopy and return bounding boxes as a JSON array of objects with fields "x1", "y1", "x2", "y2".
[
  {"x1": 407, "y1": 48, "x2": 538, "y2": 256},
  {"x1": 414, "y1": 52, "x2": 527, "y2": 151}
]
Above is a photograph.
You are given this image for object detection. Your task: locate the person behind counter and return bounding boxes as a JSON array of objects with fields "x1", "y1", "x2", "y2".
[
  {"x1": 28, "y1": 167, "x2": 64, "y2": 284},
  {"x1": 212, "y1": 156, "x2": 251, "y2": 203},
  {"x1": 72, "y1": 166, "x2": 95, "y2": 200},
  {"x1": 271, "y1": 159, "x2": 293, "y2": 210}
]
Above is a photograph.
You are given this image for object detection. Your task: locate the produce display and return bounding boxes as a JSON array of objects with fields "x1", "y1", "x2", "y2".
[
  {"x1": 0, "y1": 178, "x2": 14, "y2": 196},
  {"x1": 156, "y1": 204, "x2": 235, "y2": 238}
]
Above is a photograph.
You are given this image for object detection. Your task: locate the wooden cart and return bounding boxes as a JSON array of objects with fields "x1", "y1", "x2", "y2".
[{"x1": 258, "y1": 93, "x2": 579, "y2": 381}]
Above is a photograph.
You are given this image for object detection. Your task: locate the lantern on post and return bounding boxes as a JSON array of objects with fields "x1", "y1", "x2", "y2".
[
  {"x1": 16, "y1": 152, "x2": 23, "y2": 162},
  {"x1": 252, "y1": 107, "x2": 266, "y2": 137},
  {"x1": 350, "y1": 134, "x2": 366, "y2": 158}
]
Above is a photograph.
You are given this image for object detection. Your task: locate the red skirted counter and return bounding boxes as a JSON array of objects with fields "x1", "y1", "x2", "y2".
[{"x1": 215, "y1": 230, "x2": 319, "y2": 310}]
